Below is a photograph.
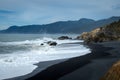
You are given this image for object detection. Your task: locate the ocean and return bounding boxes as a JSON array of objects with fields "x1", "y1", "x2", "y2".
[{"x1": 0, "y1": 34, "x2": 91, "y2": 80}]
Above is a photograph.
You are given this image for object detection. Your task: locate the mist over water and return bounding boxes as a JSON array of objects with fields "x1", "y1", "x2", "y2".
[{"x1": 0, "y1": 34, "x2": 90, "y2": 80}]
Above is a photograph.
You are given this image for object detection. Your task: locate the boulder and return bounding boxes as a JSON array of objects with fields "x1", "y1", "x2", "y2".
[
  {"x1": 58, "y1": 36, "x2": 72, "y2": 40},
  {"x1": 47, "y1": 41, "x2": 57, "y2": 46},
  {"x1": 40, "y1": 43, "x2": 44, "y2": 45}
]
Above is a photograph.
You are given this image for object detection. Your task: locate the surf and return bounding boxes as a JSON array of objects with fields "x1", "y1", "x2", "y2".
[{"x1": 0, "y1": 35, "x2": 90, "y2": 80}]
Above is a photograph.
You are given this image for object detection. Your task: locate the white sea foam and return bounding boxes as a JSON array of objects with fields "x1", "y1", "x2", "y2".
[{"x1": 0, "y1": 38, "x2": 90, "y2": 80}]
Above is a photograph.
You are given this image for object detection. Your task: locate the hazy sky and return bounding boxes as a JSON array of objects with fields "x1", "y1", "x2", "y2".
[{"x1": 0, "y1": 0, "x2": 120, "y2": 30}]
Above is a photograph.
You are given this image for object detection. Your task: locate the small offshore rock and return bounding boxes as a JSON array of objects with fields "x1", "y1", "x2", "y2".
[
  {"x1": 47, "y1": 41, "x2": 57, "y2": 46},
  {"x1": 58, "y1": 36, "x2": 72, "y2": 40}
]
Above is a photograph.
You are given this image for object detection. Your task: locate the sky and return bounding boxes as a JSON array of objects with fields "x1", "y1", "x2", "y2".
[{"x1": 0, "y1": 0, "x2": 120, "y2": 30}]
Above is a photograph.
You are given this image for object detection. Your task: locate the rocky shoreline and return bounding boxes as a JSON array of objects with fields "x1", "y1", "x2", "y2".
[{"x1": 77, "y1": 20, "x2": 120, "y2": 43}]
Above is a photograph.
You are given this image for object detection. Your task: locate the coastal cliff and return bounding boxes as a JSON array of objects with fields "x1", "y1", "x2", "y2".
[
  {"x1": 101, "y1": 61, "x2": 120, "y2": 80},
  {"x1": 77, "y1": 20, "x2": 120, "y2": 43}
]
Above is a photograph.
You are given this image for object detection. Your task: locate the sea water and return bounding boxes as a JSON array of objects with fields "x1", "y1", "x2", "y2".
[{"x1": 0, "y1": 34, "x2": 91, "y2": 80}]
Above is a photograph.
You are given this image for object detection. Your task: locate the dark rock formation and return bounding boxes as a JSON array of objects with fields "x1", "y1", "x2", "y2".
[
  {"x1": 58, "y1": 36, "x2": 72, "y2": 40},
  {"x1": 101, "y1": 60, "x2": 120, "y2": 80},
  {"x1": 47, "y1": 41, "x2": 57, "y2": 46},
  {"x1": 40, "y1": 43, "x2": 44, "y2": 45},
  {"x1": 77, "y1": 20, "x2": 120, "y2": 43}
]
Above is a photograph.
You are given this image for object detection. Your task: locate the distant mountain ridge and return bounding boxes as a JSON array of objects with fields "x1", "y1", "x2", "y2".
[{"x1": 0, "y1": 16, "x2": 120, "y2": 34}]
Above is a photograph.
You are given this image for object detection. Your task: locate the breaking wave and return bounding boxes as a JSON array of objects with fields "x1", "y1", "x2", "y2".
[{"x1": 0, "y1": 37, "x2": 90, "y2": 80}]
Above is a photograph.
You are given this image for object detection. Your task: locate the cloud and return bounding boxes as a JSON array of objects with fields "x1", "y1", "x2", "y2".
[
  {"x1": 112, "y1": 4, "x2": 120, "y2": 10},
  {"x1": 0, "y1": 10, "x2": 14, "y2": 14}
]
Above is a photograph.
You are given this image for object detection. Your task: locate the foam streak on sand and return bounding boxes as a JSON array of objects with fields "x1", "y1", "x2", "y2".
[{"x1": 0, "y1": 38, "x2": 90, "y2": 80}]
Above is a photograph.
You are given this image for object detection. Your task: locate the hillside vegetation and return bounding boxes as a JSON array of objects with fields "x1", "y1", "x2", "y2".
[
  {"x1": 77, "y1": 20, "x2": 120, "y2": 43},
  {"x1": 101, "y1": 60, "x2": 120, "y2": 80}
]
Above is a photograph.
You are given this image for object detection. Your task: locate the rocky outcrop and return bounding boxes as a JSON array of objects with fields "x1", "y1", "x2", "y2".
[
  {"x1": 40, "y1": 41, "x2": 57, "y2": 46},
  {"x1": 77, "y1": 20, "x2": 120, "y2": 43},
  {"x1": 47, "y1": 41, "x2": 57, "y2": 46},
  {"x1": 58, "y1": 36, "x2": 72, "y2": 40},
  {"x1": 101, "y1": 60, "x2": 120, "y2": 80}
]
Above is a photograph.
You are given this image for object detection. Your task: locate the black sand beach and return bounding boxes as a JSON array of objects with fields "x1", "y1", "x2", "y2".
[
  {"x1": 7, "y1": 41, "x2": 120, "y2": 80},
  {"x1": 6, "y1": 59, "x2": 66, "y2": 80}
]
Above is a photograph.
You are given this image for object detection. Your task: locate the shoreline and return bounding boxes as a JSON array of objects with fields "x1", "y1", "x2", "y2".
[
  {"x1": 5, "y1": 42, "x2": 88, "y2": 80},
  {"x1": 6, "y1": 59, "x2": 67, "y2": 80},
  {"x1": 59, "y1": 41, "x2": 120, "y2": 80},
  {"x1": 6, "y1": 41, "x2": 120, "y2": 80},
  {"x1": 25, "y1": 42, "x2": 113, "y2": 80}
]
